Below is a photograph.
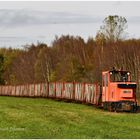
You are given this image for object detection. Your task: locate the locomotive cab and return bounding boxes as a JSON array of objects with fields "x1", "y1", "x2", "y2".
[{"x1": 102, "y1": 68, "x2": 137, "y2": 112}]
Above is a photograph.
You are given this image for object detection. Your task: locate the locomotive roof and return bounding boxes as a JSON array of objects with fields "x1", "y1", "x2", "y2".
[
  {"x1": 109, "y1": 70, "x2": 131, "y2": 73},
  {"x1": 102, "y1": 70, "x2": 131, "y2": 74}
]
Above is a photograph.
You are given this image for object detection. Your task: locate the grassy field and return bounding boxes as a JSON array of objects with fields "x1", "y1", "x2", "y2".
[{"x1": 0, "y1": 96, "x2": 140, "y2": 139}]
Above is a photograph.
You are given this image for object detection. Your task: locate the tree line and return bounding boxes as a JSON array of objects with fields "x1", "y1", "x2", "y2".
[{"x1": 0, "y1": 37, "x2": 140, "y2": 84}]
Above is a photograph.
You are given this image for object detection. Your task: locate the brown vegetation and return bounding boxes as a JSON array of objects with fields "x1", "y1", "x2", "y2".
[{"x1": 0, "y1": 36, "x2": 139, "y2": 90}]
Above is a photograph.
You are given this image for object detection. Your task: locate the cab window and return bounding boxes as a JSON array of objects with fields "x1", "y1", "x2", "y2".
[
  {"x1": 103, "y1": 74, "x2": 108, "y2": 86},
  {"x1": 110, "y1": 71, "x2": 130, "y2": 82}
]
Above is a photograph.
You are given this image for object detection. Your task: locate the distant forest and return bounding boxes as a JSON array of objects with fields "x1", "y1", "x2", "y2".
[{"x1": 0, "y1": 15, "x2": 140, "y2": 92}]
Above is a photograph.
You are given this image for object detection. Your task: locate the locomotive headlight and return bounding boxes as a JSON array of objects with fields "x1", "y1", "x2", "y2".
[
  {"x1": 110, "y1": 72, "x2": 112, "y2": 75},
  {"x1": 127, "y1": 72, "x2": 130, "y2": 75}
]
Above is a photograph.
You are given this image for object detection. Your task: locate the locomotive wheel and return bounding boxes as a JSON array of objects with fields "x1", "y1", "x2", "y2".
[
  {"x1": 103, "y1": 102, "x2": 115, "y2": 112},
  {"x1": 108, "y1": 103, "x2": 114, "y2": 112},
  {"x1": 131, "y1": 105, "x2": 137, "y2": 113},
  {"x1": 108, "y1": 105, "x2": 112, "y2": 112}
]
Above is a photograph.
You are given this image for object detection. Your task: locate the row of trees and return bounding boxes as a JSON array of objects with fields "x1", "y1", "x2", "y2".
[{"x1": 0, "y1": 37, "x2": 140, "y2": 84}]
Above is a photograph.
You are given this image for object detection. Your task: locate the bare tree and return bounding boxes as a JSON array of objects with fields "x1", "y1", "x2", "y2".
[{"x1": 97, "y1": 15, "x2": 127, "y2": 42}]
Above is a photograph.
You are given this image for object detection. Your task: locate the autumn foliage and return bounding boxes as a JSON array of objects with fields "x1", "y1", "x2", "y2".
[{"x1": 0, "y1": 36, "x2": 139, "y2": 90}]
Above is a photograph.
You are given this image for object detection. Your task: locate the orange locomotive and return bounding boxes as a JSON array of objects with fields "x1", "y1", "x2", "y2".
[{"x1": 102, "y1": 68, "x2": 137, "y2": 112}]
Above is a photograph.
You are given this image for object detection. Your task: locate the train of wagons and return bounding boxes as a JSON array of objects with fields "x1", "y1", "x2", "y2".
[{"x1": 0, "y1": 68, "x2": 138, "y2": 112}]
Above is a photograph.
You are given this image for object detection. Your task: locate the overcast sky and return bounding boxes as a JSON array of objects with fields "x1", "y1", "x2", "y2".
[{"x1": 0, "y1": 1, "x2": 140, "y2": 48}]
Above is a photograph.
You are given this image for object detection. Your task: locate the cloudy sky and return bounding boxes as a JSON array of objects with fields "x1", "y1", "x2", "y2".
[{"x1": 0, "y1": 1, "x2": 140, "y2": 48}]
